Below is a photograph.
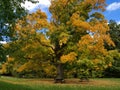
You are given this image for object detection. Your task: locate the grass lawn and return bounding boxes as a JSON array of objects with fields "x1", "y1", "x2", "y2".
[{"x1": 0, "y1": 76, "x2": 120, "y2": 90}]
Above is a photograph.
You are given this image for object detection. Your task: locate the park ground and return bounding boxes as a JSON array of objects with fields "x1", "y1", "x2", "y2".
[{"x1": 0, "y1": 76, "x2": 120, "y2": 90}]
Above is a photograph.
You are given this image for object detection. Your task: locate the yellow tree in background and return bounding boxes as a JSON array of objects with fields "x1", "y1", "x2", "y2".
[{"x1": 0, "y1": 10, "x2": 55, "y2": 77}]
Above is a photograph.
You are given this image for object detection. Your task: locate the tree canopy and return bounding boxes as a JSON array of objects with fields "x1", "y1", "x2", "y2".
[
  {"x1": 0, "y1": 0, "x2": 37, "y2": 63},
  {"x1": 0, "y1": 0, "x2": 37, "y2": 41},
  {"x1": 0, "y1": 0, "x2": 116, "y2": 80},
  {"x1": 105, "y1": 20, "x2": 120, "y2": 50}
]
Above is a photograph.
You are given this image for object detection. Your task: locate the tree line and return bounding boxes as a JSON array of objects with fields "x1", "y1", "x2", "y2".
[{"x1": 0, "y1": 0, "x2": 120, "y2": 82}]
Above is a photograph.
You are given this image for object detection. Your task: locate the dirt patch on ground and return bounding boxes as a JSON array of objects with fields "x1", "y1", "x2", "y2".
[
  {"x1": 54, "y1": 79, "x2": 120, "y2": 86},
  {"x1": 0, "y1": 77, "x2": 119, "y2": 86}
]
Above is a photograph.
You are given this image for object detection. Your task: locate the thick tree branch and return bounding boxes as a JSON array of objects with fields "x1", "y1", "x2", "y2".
[{"x1": 35, "y1": 37, "x2": 55, "y2": 51}]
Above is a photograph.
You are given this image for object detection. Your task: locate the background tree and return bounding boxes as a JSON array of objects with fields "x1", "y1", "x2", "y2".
[
  {"x1": 1, "y1": 39, "x2": 56, "y2": 78},
  {"x1": 0, "y1": 0, "x2": 38, "y2": 64},
  {"x1": 103, "y1": 20, "x2": 120, "y2": 78},
  {"x1": 0, "y1": 0, "x2": 38, "y2": 41},
  {"x1": 0, "y1": 10, "x2": 56, "y2": 77},
  {"x1": 105, "y1": 20, "x2": 120, "y2": 50},
  {"x1": 104, "y1": 50, "x2": 120, "y2": 78}
]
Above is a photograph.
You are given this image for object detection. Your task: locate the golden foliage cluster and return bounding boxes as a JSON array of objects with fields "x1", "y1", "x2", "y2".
[
  {"x1": 60, "y1": 52, "x2": 77, "y2": 63},
  {"x1": 1, "y1": 0, "x2": 116, "y2": 78}
]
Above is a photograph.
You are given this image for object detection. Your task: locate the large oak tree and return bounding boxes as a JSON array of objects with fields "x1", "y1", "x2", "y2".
[
  {"x1": 4, "y1": 0, "x2": 114, "y2": 81},
  {"x1": 49, "y1": 0, "x2": 114, "y2": 81}
]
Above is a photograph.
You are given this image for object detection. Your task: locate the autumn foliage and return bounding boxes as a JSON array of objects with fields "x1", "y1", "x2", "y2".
[{"x1": 0, "y1": 0, "x2": 115, "y2": 80}]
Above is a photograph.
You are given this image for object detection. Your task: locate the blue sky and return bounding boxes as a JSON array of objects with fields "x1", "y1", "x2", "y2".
[
  {"x1": 24, "y1": 0, "x2": 120, "y2": 23},
  {"x1": 104, "y1": 0, "x2": 120, "y2": 24}
]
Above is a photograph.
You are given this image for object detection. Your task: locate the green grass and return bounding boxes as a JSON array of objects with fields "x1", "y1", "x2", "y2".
[
  {"x1": 0, "y1": 81, "x2": 33, "y2": 90},
  {"x1": 0, "y1": 76, "x2": 120, "y2": 90}
]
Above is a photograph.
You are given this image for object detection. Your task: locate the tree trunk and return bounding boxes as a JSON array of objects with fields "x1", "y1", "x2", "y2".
[{"x1": 54, "y1": 63, "x2": 65, "y2": 83}]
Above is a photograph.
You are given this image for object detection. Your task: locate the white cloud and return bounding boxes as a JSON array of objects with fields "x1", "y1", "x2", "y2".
[
  {"x1": 38, "y1": 0, "x2": 51, "y2": 7},
  {"x1": 0, "y1": 41, "x2": 7, "y2": 44},
  {"x1": 22, "y1": 0, "x2": 51, "y2": 11},
  {"x1": 106, "y1": 2, "x2": 120, "y2": 11},
  {"x1": 117, "y1": 21, "x2": 120, "y2": 24}
]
